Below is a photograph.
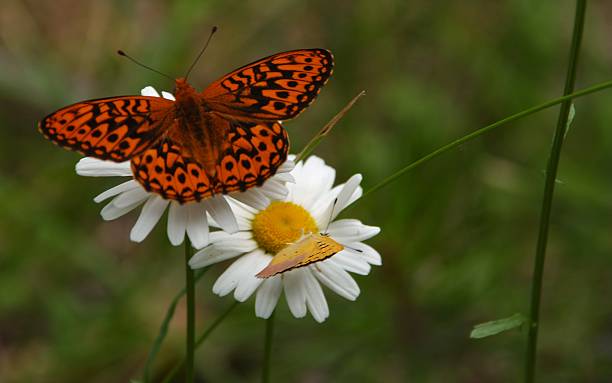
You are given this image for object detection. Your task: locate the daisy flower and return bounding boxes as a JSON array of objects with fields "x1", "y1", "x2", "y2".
[
  {"x1": 189, "y1": 155, "x2": 381, "y2": 322},
  {"x1": 75, "y1": 86, "x2": 295, "y2": 249}
]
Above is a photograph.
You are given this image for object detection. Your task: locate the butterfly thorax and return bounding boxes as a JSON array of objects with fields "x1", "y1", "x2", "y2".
[{"x1": 172, "y1": 78, "x2": 223, "y2": 176}]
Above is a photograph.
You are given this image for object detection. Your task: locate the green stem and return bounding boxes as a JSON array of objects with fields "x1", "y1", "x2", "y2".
[
  {"x1": 261, "y1": 313, "x2": 276, "y2": 383},
  {"x1": 160, "y1": 301, "x2": 239, "y2": 383},
  {"x1": 142, "y1": 268, "x2": 207, "y2": 383},
  {"x1": 525, "y1": 1, "x2": 587, "y2": 382},
  {"x1": 362, "y1": 78, "x2": 612, "y2": 198},
  {"x1": 185, "y1": 239, "x2": 196, "y2": 383}
]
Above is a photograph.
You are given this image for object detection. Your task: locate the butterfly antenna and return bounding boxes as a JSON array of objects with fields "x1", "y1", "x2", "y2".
[
  {"x1": 185, "y1": 26, "x2": 218, "y2": 80},
  {"x1": 323, "y1": 198, "x2": 338, "y2": 234},
  {"x1": 117, "y1": 50, "x2": 173, "y2": 81}
]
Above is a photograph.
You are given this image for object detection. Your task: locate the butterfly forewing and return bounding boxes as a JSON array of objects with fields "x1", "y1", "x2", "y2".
[
  {"x1": 256, "y1": 234, "x2": 344, "y2": 278},
  {"x1": 202, "y1": 49, "x2": 333, "y2": 121},
  {"x1": 39, "y1": 96, "x2": 174, "y2": 162}
]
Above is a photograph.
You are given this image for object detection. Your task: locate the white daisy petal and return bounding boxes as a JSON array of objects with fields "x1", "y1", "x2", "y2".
[
  {"x1": 213, "y1": 250, "x2": 260, "y2": 296},
  {"x1": 272, "y1": 172, "x2": 294, "y2": 183},
  {"x1": 255, "y1": 276, "x2": 283, "y2": 319},
  {"x1": 186, "y1": 203, "x2": 209, "y2": 249},
  {"x1": 76, "y1": 157, "x2": 132, "y2": 177},
  {"x1": 167, "y1": 202, "x2": 187, "y2": 246},
  {"x1": 140, "y1": 86, "x2": 160, "y2": 97},
  {"x1": 212, "y1": 262, "x2": 243, "y2": 297},
  {"x1": 310, "y1": 183, "x2": 345, "y2": 219},
  {"x1": 231, "y1": 188, "x2": 270, "y2": 211},
  {"x1": 161, "y1": 91, "x2": 175, "y2": 100},
  {"x1": 283, "y1": 270, "x2": 307, "y2": 318},
  {"x1": 234, "y1": 251, "x2": 270, "y2": 302},
  {"x1": 203, "y1": 195, "x2": 239, "y2": 234},
  {"x1": 327, "y1": 219, "x2": 380, "y2": 242},
  {"x1": 346, "y1": 185, "x2": 363, "y2": 208},
  {"x1": 333, "y1": 174, "x2": 362, "y2": 219},
  {"x1": 130, "y1": 196, "x2": 169, "y2": 242},
  {"x1": 328, "y1": 250, "x2": 372, "y2": 275},
  {"x1": 259, "y1": 179, "x2": 289, "y2": 200},
  {"x1": 313, "y1": 262, "x2": 360, "y2": 301},
  {"x1": 189, "y1": 245, "x2": 244, "y2": 269},
  {"x1": 232, "y1": 202, "x2": 257, "y2": 231},
  {"x1": 289, "y1": 156, "x2": 336, "y2": 209},
  {"x1": 311, "y1": 178, "x2": 363, "y2": 229},
  {"x1": 302, "y1": 269, "x2": 329, "y2": 322},
  {"x1": 344, "y1": 242, "x2": 382, "y2": 266},
  {"x1": 278, "y1": 159, "x2": 295, "y2": 174},
  {"x1": 94, "y1": 180, "x2": 140, "y2": 203},
  {"x1": 208, "y1": 231, "x2": 257, "y2": 253},
  {"x1": 100, "y1": 199, "x2": 143, "y2": 221},
  {"x1": 112, "y1": 187, "x2": 150, "y2": 208}
]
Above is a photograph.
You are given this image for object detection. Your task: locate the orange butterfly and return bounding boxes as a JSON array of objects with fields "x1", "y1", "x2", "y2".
[
  {"x1": 39, "y1": 48, "x2": 334, "y2": 203},
  {"x1": 256, "y1": 233, "x2": 344, "y2": 278}
]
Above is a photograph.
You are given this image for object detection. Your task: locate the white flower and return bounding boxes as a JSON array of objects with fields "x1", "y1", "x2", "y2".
[
  {"x1": 75, "y1": 86, "x2": 295, "y2": 249},
  {"x1": 189, "y1": 155, "x2": 381, "y2": 322}
]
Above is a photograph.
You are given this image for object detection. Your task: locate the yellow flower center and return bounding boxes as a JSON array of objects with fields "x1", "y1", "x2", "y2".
[{"x1": 251, "y1": 201, "x2": 318, "y2": 254}]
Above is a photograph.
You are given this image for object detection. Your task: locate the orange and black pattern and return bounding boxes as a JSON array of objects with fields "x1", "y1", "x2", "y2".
[
  {"x1": 131, "y1": 121, "x2": 288, "y2": 203},
  {"x1": 39, "y1": 96, "x2": 173, "y2": 162},
  {"x1": 39, "y1": 48, "x2": 333, "y2": 203},
  {"x1": 202, "y1": 49, "x2": 333, "y2": 121}
]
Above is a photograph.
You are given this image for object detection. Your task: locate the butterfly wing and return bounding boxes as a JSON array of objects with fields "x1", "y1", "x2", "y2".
[
  {"x1": 39, "y1": 96, "x2": 174, "y2": 162},
  {"x1": 201, "y1": 49, "x2": 333, "y2": 121},
  {"x1": 130, "y1": 118, "x2": 288, "y2": 203},
  {"x1": 256, "y1": 234, "x2": 344, "y2": 278}
]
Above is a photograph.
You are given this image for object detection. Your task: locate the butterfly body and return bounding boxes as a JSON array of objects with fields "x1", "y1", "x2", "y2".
[
  {"x1": 39, "y1": 49, "x2": 334, "y2": 203},
  {"x1": 170, "y1": 78, "x2": 224, "y2": 176}
]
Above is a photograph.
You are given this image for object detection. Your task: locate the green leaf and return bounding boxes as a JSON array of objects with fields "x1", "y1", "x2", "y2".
[{"x1": 470, "y1": 313, "x2": 526, "y2": 339}]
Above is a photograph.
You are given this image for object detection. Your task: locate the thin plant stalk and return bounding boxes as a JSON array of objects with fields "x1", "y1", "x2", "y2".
[
  {"x1": 160, "y1": 302, "x2": 239, "y2": 383},
  {"x1": 142, "y1": 268, "x2": 207, "y2": 382},
  {"x1": 363, "y1": 78, "x2": 612, "y2": 198},
  {"x1": 185, "y1": 239, "x2": 196, "y2": 383},
  {"x1": 261, "y1": 312, "x2": 276, "y2": 383},
  {"x1": 525, "y1": 1, "x2": 587, "y2": 382},
  {"x1": 295, "y1": 90, "x2": 366, "y2": 163}
]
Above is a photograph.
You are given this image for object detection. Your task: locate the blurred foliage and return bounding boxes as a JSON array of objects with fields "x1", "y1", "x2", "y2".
[{"x1": 2, "y1": 0, "x2": 612, "y2": 382}]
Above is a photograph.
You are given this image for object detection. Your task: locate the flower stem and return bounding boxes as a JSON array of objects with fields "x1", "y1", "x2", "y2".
[
  {"x1": 185, "y1": 239, "x2": 196, "y2": 383},
  {"x1": 261, "y1": 312, "x2": 276, "y2": 383},
  {"x1": 160, "y1": 301, "x2": 239, "y2": 383},
  {"x1": 525, "y1": 1, "x2": 586, "y2": 382},
  {"x1": 362, "y1": 78, "x2": 612, "y2": 198},
  {"x1": 142, "y1": 268, "x2": 207, "y2": 383}
]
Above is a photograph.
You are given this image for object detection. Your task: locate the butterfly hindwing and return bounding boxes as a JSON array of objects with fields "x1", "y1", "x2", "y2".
[
  {"x1": 39, "y1": 96, "x2": 174, "y2": 162},
  {"x1": 256, "y1": 234, "x2": 344, "y2": 278},
  {"x1": 202, "y1": 49, "x2": 333, "y2": 121},
  {"x1": 130, "y1": 120, "x2": 288, "y2": 203},
  {"x1": 217, "y1": 119, "x2": 289, "y2": 191}
]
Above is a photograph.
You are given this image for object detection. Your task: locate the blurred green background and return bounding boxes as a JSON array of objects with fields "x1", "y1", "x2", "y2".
[{"x1": 2, "y1": 0, "x2": 612, "y2": 382}]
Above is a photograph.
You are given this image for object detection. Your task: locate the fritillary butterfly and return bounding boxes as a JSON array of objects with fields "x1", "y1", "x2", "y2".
[
  {"x1": 38, "y1": 49, "x2": 334, "y2": 203},
  {"x1": 256, "y1": 233, "x2": 343, "y2": 278}
]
